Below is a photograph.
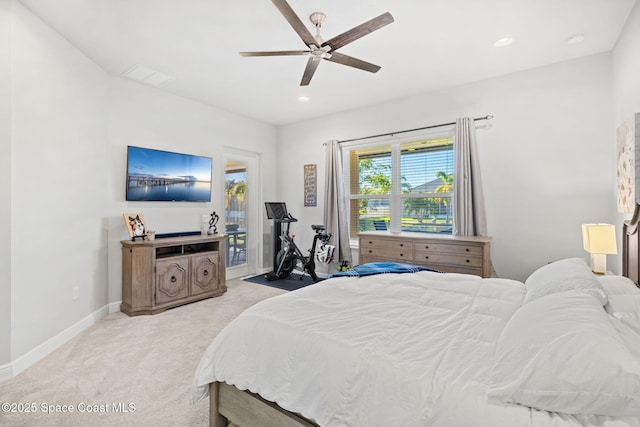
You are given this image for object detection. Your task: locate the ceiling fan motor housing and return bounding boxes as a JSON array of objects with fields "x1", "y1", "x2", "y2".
[{"x1": 309, "y1": 12, "x2": 326, "y2": 28}]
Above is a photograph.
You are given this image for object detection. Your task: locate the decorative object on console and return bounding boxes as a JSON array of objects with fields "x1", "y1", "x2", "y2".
[
  {"x1": 616, "y1": 113, "x2": 640, "y2": 214},
  {"x1": 208, "y1": 211, "x2": 219, "y2": 235},
  {"x1": 582, "y1": 223, "x2": 617, "y2": 274},
  {"x1": 123, "y1": 213, "x2": 147, "y2": 241}
]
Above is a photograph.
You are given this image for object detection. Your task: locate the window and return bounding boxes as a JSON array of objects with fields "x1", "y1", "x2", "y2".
[{"x1": 344, "y1": 135, "x2": 454, "y2": 237}]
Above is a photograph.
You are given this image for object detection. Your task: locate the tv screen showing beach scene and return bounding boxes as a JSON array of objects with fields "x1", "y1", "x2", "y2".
[{"x1": 126, "y1": 146, "x2": 212, "y2": 202}]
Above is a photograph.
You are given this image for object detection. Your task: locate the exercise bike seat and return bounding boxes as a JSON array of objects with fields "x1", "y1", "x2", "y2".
[{"x1": 311, "y1": 225, "x2": 326, "y2": 232}]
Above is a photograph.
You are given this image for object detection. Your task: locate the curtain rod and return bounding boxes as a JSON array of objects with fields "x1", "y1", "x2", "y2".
[{"x1": 336, "y1": 115, "x2": 494, "y2": 144}]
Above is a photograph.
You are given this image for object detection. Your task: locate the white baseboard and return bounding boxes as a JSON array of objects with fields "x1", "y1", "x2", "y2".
[
  {"x1": 0, "y1": 363, "x2": 13, "y2": 382},
  {"x1": 108, "y1": 301, "x2": 122, "y2": 314},
  {"x1": 6, "y1": 303, "x2": 112, "y2": 381}
]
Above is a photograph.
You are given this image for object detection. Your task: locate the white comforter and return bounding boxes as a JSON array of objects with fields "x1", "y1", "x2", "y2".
[{"x1": 192, "y1": 271, "x2": 638, "y2": 427}]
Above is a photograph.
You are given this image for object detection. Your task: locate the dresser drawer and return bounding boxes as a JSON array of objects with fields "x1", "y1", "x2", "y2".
[
  {"x1": 361, "y1": 246, "x2": 414, "y2": 262},
  {"x1": 361, "y1": 238, "x2": 412, "y2": 251},
  {"x1": 430, "y1": 264, "x2": 483, "y2": 276},
  {"x1": 414, "y1": 252, "x2": 482, "y2": 268},
  {"x1": 414, "y1": 242, "x2": 483, "y2": 257}
]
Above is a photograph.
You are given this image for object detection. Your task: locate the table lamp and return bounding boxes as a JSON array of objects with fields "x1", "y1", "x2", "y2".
[{"x1": 582, "y1": 223, "x2": 617, "y2": 274}]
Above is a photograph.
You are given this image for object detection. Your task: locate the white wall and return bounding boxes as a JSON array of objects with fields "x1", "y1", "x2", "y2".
[
  {"x1": 613, "y1": 2, "x2": 640, "y2": 124},
  {"x1": 10, "y1": 1, "x2": 110, "y2": 359},
  {"x1": 4, "y1": 2, "x2": 279, "y2": 378},
  {"x1": 106, "y1": 77, "x2": 278, "y2": 302},
  {"x1": 278, "y1": 54, "x2": 614, "y2": 282},
  {"x1": 0, "y1": 0, "x2": 12, "y2": 369},
  {"x1": 613, "y1": 2, "x2": 640, "y2": 240}
]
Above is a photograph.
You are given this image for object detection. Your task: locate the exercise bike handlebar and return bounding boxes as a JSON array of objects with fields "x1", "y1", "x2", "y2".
[{"x1": 275, "y1": 213, "x2": 298, "y2": 223}]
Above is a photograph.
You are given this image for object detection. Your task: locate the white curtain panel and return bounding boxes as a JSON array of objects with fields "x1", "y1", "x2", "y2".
[
  {"x1": 324, "y1": 140, "x2": 353, "y2": 263},
  {"x1": 453, "y1": 117, "x2": 488, "y2": 237}
]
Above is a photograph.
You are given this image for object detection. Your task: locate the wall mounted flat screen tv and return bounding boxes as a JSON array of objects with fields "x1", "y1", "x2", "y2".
[{"x1": 126, "y1": 146, "x2": 212, "y2": 202}]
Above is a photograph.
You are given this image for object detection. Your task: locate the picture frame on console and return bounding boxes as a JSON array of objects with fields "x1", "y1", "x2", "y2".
[{"x1": 123, "y1": 213, "x2": 147, "y2": 240}]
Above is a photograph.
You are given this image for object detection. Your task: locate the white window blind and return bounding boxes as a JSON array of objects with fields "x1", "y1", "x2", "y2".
[{"x1": 344, "y1": 136, "x2": 454, "y2": 237}]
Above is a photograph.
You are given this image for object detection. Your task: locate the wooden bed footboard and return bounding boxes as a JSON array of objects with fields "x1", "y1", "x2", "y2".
[{"x1": 209, "y1": 381, "x2": 319, "y2": 427}]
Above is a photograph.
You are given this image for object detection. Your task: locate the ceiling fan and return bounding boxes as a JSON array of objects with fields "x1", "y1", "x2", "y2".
[{"x1": 240, "y1": 0, "x2": 394, "y2": 86}]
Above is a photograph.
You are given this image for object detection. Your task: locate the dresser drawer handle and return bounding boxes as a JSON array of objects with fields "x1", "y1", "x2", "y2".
[
  {"x1": 425, "y1": 245, "x2": 429, "y2": 249},
  {"x1": 400, "y1": 253, "x2": 404, "y2": 257},
  {"x1": 424, "y1": 256, "x2": 429, "y2": 259},
  {"x1": 400, "y1": 243, "x2": 404, "y2": 247},
  {"x1": 369, "y1": 241, "x2": 372, "y2": 244},
  {"x1": 171, "y1": 276, "x2": 177, "y2": 283},
  {"x1": 466, "y1": 259, "x2": 470, "y2": 263},
  {"x1": 368, "y1": 250, "x2": 372, "y2": 253},
  {"x1": 466, "y1": 248, "x2": 470, "y2": 252},
  {"x1": 203, "y1": 269, "x2": 209, "y2": 276}
]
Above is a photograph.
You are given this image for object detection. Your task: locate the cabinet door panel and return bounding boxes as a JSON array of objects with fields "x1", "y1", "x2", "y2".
[
  {"x1": 156, "y1": 257, "x2": 190, "y2": 304},
  {"x1": 191, "y1": 252, "x2": 220, "y2": 296}
]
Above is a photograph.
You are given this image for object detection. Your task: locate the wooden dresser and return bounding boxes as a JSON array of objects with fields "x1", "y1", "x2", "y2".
[
  {"x1": 358, "y1": 231, "x2": 492, "y2": 278},
  {"x1": 121, "y1": 234, "x2": 226, "y2": 316}
]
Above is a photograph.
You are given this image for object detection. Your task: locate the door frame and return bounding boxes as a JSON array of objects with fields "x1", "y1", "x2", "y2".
[{"x1": 223, "y1": 147, "x2": 261, "y2": 279}]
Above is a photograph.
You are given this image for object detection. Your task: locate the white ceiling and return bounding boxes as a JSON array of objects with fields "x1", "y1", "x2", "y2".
[{"x1": 19, "y1": 0, "x2": 637, "y2": 126}]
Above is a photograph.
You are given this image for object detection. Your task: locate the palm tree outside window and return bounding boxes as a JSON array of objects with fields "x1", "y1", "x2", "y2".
[{"x1": 344, "y1": 136, "x2": 454, "y2": 237}]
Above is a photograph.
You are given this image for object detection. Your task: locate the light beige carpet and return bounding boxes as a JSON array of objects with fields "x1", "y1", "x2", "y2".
[{"x1": 0, "y1": 279, "x2": 285, "y2": 427}]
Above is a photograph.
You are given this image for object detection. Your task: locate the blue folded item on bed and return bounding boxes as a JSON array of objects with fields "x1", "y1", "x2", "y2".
[{"x1": 329, "y1": 262, "x2": 442, "y2": 278}]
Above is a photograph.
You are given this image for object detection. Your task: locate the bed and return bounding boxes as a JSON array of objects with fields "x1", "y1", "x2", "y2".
[{"x1": 192, "y1": 212, "x2": 640, "y2": 427}]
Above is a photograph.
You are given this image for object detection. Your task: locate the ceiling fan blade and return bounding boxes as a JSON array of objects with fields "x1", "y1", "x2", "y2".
[
  {"x1": 271, "y1": 0, "x2": 317, "y2": 47},
  {"x1": 325, "y1": 52, "x2": 381, "y2": 73},
  {"x1": 322, "y1": 12, "x2": 394, "y2": 51},
  {"x1": 300, "y1": 57, "x2": 321, "y2": 86},
  {"x1": 240, "y1": 50, "x2": 309, "y2": 57}
]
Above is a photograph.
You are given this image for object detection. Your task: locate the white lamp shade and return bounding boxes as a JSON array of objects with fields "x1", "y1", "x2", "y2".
[{"x1": 582, "y1": 223, "x2": 617, "y2": 254}]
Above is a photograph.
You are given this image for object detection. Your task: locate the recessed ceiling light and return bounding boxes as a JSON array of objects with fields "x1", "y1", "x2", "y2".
[
  {"x1": 494, "y1": 37, "x2": 514, "y2": 47},
  {"x1": 567, "y1": 33, "x2": 585, "y2": 45},
  {"x1": 298, "y1": 96, "x2": 310, "y2": 102}
]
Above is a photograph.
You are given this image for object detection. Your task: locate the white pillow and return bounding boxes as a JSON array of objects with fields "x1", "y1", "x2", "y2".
[
  {"x1": 488, "y1": 290, "x2": 640, "y2": 416},
  {"x1": 597, "y1": 275, "x2": 640, "y2": 319},
  {"x1": 524, "y1": 258, "x2": 607, "y2": 306},
  {"x1": 597, "y1": 275, "x2": 640, "y2": 295}
]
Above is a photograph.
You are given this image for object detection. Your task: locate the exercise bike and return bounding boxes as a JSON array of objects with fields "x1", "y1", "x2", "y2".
[{"x1": 265, "y1": 213, "x2": 331, "y2": 282}]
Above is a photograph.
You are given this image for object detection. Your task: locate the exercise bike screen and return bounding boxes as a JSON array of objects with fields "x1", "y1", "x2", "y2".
[{"x1": 265, "y1": 202, "x2": 288, "y2": 220}]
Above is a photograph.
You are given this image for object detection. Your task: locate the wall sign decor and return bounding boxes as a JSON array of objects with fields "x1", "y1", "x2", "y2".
[
  {"x1": 617, "y1": 113, "x2": 640, "y2": 214},
  {"x1": 304, "y1": 164, "x2": 317, "y2": 207}
]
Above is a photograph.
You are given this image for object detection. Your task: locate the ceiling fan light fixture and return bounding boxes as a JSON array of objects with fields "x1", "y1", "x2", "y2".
[{"x1": 494, "y1": 37, "x2": 514, "y2": 47}]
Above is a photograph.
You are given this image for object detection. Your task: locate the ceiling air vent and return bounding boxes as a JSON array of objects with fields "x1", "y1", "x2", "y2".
[{"x1": 121, "y1": 64, "x2": 174, "y2": 87}]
